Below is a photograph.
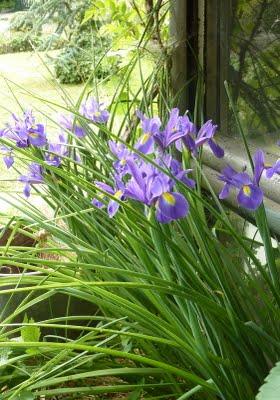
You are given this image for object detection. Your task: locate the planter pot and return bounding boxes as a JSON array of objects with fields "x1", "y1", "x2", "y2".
[{"x1": 0, "y1": 228, "x2": 98, "y2": 338}]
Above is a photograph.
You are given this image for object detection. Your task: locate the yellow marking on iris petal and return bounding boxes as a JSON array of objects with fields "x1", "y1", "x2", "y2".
[
  {"x1": 243, "y1": 185, "x2": 251, "y2": 197},
  {"x1": 162, "y1": 192, "x2": 176, "y2": 205},
  {"x1": 120, "y1": 158, "x2": 126, "y2": 166},
  {"x1": 28, "y1": 132, "x2": 39, "y2": 138},
  {"x1": 140, "y1": 133, "x2": 151, "y2": 144},
  {"x1": 49, "y1": 154, "x2": 55, "y2": 160},
  {"x1": 265, "y1": 163, "x2": 271, "y2": 168},
  {"x1": 94, "y1": 111, "x2": 101, "y2": 117},
  {"x1": 114, "y1": 190, "x2": 123, "y2": 199}
]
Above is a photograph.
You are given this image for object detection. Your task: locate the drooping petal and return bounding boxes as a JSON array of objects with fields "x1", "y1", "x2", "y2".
[
  {"x1": 208, "y1": 139, "x2": 224, "y2": 158},
  {"x1": 74, "y1": 125, "x2": 86, "y2": 138},
  {"x1": 45, "y1": 153, "x2": 61, "y2": 167},
  {"x1": 23, "y1": 183, "x2": 31, "y2": 198},
  {"x1": 156, "y1": 192, "x2": 189, "y2": 222},
  {"x1": 237, "y1": 184, "x2": 263, "y2": 211},
  {"x1": 266, "y1": 160, "x2": 280, "y2": 179},
  {"x1": 94, "y1": 181, "x2": 114, "y2": 195},
  {"x1": 92, "y1": 197, "x2": 105, "y2": 208},
  {"x1": 81, "y1": 98, "x2": 109, "y2": 124},
  {"x1": 176, "y1": 170, "x2": 196, "y2": 189},
  {"x1": 182, "y1": 134, "x2": 196, "y2": 153},
  {"x1": 219, "y1": 183, "x2": 231, "y2": 199},
  {"x1": 156, "y1": 209, "x2": 172, "y2": 224},
  {"x1": 136, "y1": 134, "x2": 154, "y2": 154},
  {"x1": 107, "y1": 199, "x2": 120, "y2": 218},
  {"x1": 253, "y1": 149, "x2": 265, "y2": 184}
]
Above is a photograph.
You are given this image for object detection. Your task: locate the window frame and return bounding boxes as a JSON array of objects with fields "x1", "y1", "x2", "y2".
[{"x1": 170, "y1": 0, "x2": 280, "y2": 236}]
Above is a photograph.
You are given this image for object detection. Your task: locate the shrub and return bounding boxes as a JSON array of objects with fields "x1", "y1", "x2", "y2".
[
  {"x1": 53, "y1": 44, "x2": 119, "y2": 84},
  {"x1": 52, "y1": 26, "x2": 119, "y2": 84},
  {"x1": 0, "y1": 32, "x2": 41, "y2": 54},
  {"x1": 53, "y1": 46, "x2": 92, "y2": 84},
  {"x1": 10, "y1": 11, "x2": 37, "y2": 33},
  {"x1": 0, "y1": 0, "x2": 15, "y2": 11}
]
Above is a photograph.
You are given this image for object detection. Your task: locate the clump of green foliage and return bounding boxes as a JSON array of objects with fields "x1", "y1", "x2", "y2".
[
  {"x1": 0, "y1": 32, "x2": 41, "y2": 54},
  {"x1": 53, "y1": 23, "x2": 119, "y2": 84},
  {"x1": 54, "y1": 44, "x2": 118, "y2": 84},
  {"x1": 10, "y1": 11, "x2": 37, "y2": 33},
  {"x1": 0, "y1": 0, "x2": 15, "y2": 11}
]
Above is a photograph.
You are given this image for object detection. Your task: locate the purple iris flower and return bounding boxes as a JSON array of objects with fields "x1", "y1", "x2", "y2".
[
  {"x1": 19, "y1": 163, "x2": 44, "y2": 198},
  {"x1": 2, "y1": 111, "x2": 47, "y2": 148},
  {"x1": 194, "y1": 120, "x2": 224, "y2": 158},
  {"x1": 27, "y1": 123, "x2": 47, "y2": 147},
  {"x1": 92, "y1": 175, "x2": 125, "y2": 218},
  {"x1": 252, "y1": 149, "x2": 280, "y2": 180},
  {"x1": 154, "y1": 108, "x2": 190, "y2": 150},
  {"x1": 218, "y1": 165, "x2": 263, "y2": 211},
  {"x1": 45, "y1": 134, "x2": 68, "y2": 167},
  {"x1": 58, "y1": 114, "x2": 86, "y2": 138},
  {"x1": 135, "y1": 111, "x2": 161, "y2": 154},
  {"x1": 81, "y1": 98, "x2": 109, "y2": 124},
  {"x1": 125, "y1": 158, "x2": 190, "y2": 223},
  {"x1": 175, "y1": 115, "x2": 197, "y2": 152},
  {"x1": 108, "y1": 140, "x2": 135, "y2": 177},
  {"x1": 0, "y1": 146, "x2": 14, "y2": 169},
  {"x1": 177, "y1": 119, "x2": 224, "y2": 158}
]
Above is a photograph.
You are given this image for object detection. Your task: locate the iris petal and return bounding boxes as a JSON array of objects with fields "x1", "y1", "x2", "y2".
[
  {"x1": 208, "y1": 139, "x2": 224, "y2": 158},
  {"x1": 237, "y1": 184, "x2": 263, "y2": 211},
  {"x1": 156, "y1": 192, "x2": 189, "y2": 222}
]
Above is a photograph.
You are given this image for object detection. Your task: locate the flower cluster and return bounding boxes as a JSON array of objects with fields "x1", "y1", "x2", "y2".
[
  {"x1": 93, "y1": 108, "x2": 224, "y2": 223},
  {"x1": 0, "y1": 98, "x2": 109, "y2": 197},
  {"x1": 135, "y1": 109, "x2": 224, "y2": 158},
  {"x1": 1, "y1": 99, "x2": 279, "y2": 218}
]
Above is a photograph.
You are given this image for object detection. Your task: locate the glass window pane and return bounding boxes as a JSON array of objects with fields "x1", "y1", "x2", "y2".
[{"x1": 229, "y1": 0, "x2": 280, "y2": 150}]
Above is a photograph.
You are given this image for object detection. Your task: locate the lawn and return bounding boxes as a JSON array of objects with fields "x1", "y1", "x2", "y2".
[
  {"x1": 0, "y1": 47, "x2": 154, "y2": 215},
  {"x1": 0, "y1": 50, "x2": 84, "y2": 214}
]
